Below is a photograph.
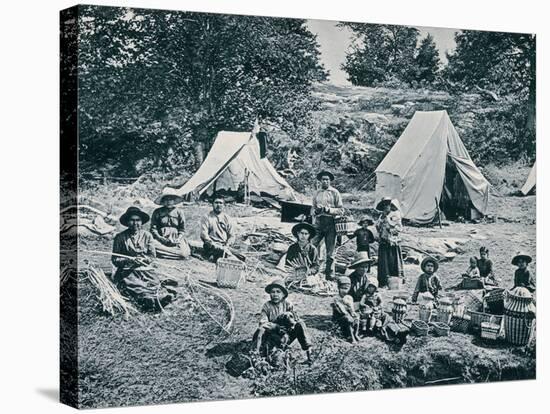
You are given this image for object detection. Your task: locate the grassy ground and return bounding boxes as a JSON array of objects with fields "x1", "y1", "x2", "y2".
[{"x1": 70, "y1": 185, "x2": 536, "y2": 408}]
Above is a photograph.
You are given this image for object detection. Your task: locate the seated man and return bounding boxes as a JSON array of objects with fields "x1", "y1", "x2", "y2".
[
  {"x1": 200, "y1": 196, "x2": 243, "y2": 262},
  {"x1": 285, "y1": 222, "x2": 319, "y2": 275}
]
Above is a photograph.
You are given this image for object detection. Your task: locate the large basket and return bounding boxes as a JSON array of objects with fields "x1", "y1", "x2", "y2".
[
  {"x1": 216, "y1": 257, "x2": 245, "y2": 288},
  {"x1": 480, "y1": 322, "x2": 501, "y2": 341},
  {"x1": 335, "y1": 216, "x2": 355, "y2": 235},
  {"x1": 484, "y1": 288, "x2": 505, "y2": 314},
  {"x1": 450, "y1": 315, "x2": 470, "y2": 333},
  {"x1": 411, "y1": 320, "x2": 429, "y2": 336},
  {"x1": 432, "y1": 322, "x2": 450, "y2": 337},
  {"x1": 468, "y1": 310, "x2": 503, "y2": 332}
]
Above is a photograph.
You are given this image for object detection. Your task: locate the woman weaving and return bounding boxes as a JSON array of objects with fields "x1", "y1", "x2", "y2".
[
  {"x1": 111, "y1": 206, "x2": 177, "y2": 311},
  {"x1": 150, "y1": 194, "x2": 191, "y2": 259}
]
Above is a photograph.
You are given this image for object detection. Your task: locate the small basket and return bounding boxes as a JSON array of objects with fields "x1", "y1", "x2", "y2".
[
  {"x1": 216, "y1": 257, "x2": 245, "y2": 288},
  {"x1": 432, "y1": 322, "x2": 450, "y2": 337},
  {"x1": 468, "y1": 310, "x2": 503, "y2": 331},
  {"x1": 450, "y1": 315, "x2": 470, "y2": 333},
  {"x1": 418, "y1": 307, "x2": 433, "y2": 323},
  {"x1": 480, "y1": 321, "x2": 500, "y2": 341},
  {"x1": 411, "y1": 320, "x2": 429, "y2": 336},
  {"x1": 335, "y1": 216, "x2": 355, "y2": 235},
  {"x1": 460, "y1": 278, "x2": 484, "y2": 290}
]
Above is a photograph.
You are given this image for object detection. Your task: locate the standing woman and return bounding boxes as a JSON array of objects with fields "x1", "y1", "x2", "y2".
[
  {"x1": 375, "y1": 197, "x2": 405, "y2": 287},
  {"x1": 112, "y1": 206, "x2": 177, "y2": 311},
  {"x1": 151, "y1": 194, "x2": 191, "y2": 259}
]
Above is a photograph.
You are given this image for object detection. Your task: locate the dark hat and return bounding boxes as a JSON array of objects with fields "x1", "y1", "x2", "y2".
[
  {"x1": 358, "y1": 215, "x2": 374, "y2": 226},
  {"x1": 265, "y1": 279, "x2": 288, "y2": 298},
  {"x1": 376, "y1": 197, "x2": 392, "y2": 211},
  {"x1": 316, "y1": 170, "x2": 334, "y2": 181},
  {"x1": 120, "y1": 206, "x2": 150, "y2": 227},
  {"x1": 421, "y1": 256, "x2": 439, "y2": 273},
  {"x1": 291, "y1": 222, "x2": 316, "y2": 239},
  {"x1": 155, "y1": 193, "x2": 184, "y2": 206},
  {"x1": 348, "y1": 251, "x2": 373, "y2": 269},
  {"x1": 512, "y1": 252, "x2": 532, "y2": 266},
  {"x1": 337, "y1": 276, "x2": 351, "y2": 287}
]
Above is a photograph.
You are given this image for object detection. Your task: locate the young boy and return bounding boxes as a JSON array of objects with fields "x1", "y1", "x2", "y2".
[
  {"x1": 412, "y1": 257, "x2": 443, "y2": 304},
  {"x1": 477, "y1": 246, "x2": 496, "y2": 285},
  {"x1": 331, "y1": 276, "x2": 360, "y2": 343},
  {"x1": 253, "y1": 279, "x2": 312, "y2": 362},
  {"x1": 348, "y1": 216, "x2": 375, "y2": 255},
  {"x1": 359, "y1": 278, "x2": 386, "y2": 335},
  {"x1": 512, "y1": 252, "x2": 535, "y2": 293}
]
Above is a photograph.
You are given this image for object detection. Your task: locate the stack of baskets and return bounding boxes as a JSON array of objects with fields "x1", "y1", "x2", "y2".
[
  {"x1": 468, "y1": 310, "x2": 503, "y2": 332},
  {"x1": 216, "y1": 257, "x2": 245, "y2": 289}
]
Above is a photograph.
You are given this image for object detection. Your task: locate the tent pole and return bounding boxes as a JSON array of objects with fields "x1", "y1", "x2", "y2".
[{"x1": 435, "y1": 197, "x2": 442, "y2": 229}]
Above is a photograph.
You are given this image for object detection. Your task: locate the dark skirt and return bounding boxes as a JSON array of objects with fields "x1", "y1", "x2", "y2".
[
  {"x1": 114, "y1": 266, "x2": 175, "y2": 311},
  {"x1": 377, "y1": 240, "x2": 404, "y2": 287}
]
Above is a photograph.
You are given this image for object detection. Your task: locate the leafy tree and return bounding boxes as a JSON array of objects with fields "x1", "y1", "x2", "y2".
[
  {"x1": 340, "y1": 23, "x2": 419, "y2": 86},
  {"x1": 412, "y1": 34, "x2": 440, "y2": 84},
  {"x1": 76, "y1": 6, "x2": 327, "y2": 175}
]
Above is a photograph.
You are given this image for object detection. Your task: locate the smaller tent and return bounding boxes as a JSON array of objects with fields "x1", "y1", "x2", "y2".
[
  {"x1": 375, "y1": 110, "x2": 490, "y2": 224},
  {"x1": 160, "y1": 125, "x2": 297, "y2": 201},
  {"x1": 520, "y1": 162, "x2": 536, "y2": 195}
]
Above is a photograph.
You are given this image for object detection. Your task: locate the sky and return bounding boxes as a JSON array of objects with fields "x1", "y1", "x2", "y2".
[{"x1": 307, "y1": 19, "x2": 458, "y2": 85}]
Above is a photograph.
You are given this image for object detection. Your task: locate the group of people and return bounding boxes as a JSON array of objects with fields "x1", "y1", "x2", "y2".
[{"x1": 110, "y1": 193, "x2": 240, "y2": 311}]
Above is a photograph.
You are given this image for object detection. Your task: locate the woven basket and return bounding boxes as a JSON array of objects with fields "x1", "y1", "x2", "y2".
[
  {"x1": 464, "y1": 292, "x2": 483, "y2": 312},
  {"x1": 468, "y1": 310, "x2": 503, "y2": 331},
  {"x1": 480, "y1": 322, "x2": 500, "y2": 340},
  {"x1": 216, "y1": 257, "x2": 245, "y2": 288},
  {"x1": 432, "y1": 322, "x2": 450, "y2": 337},
  {"x1": 335, "y1": 216, "x2": 355, "y2": 235},
  {"x1": 411, "y1": 320, "x2": 429, "y2": 336},
  {"x1": 418, "y1": 307, "x2": 433, "y2": 323},
  {"x1": 450, "y1": 315, "x2": 470, "y2": 333},
  {"x1": 461, "y1": 278, "x2": 484, "y2": 290}
]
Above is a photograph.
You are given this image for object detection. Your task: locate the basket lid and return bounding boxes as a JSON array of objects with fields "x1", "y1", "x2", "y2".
[{"x1": 508, "y1": 286, "x2": 532, "y2": 299}]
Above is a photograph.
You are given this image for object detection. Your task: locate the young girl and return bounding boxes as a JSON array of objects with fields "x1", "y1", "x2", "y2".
[
  {"x1": 512, "y1": 252, "x2": 535, "y2": 292},
  {"x1": 463, "y1": 257, "x2": 481, "y2": 278},
  {"x1": 412, "y1": 257, "x2": 443, "y2": 304},
  {"x1": 331, "y1": 276, "x2": 360, "y2": 343},
  {"x1": 477, "y1": 246, "x2": 497, "y2": 285},
  {"x1": 253, "y1": 279, "x2": 312, "y2": 362},
  {"x1": 359, "y1": 278, "x2": 385, "y2": 335},
  {"x1": 458, "y1": 256, "x2": 484, "y2": 289}
]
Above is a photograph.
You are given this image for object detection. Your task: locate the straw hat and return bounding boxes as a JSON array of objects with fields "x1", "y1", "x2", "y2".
[
  {"x1": 348, "y1": 251, "x2": 373, "y2": 269},
  {"x1": 337, "y1": 276, "x2": 351, "y2": 287},
  {"x1": 376, "y1": 197, "x2": 392, "y2": 211},
  {"x1": 155, "y1": 193, "x2": 184, "y2": 206},
  {"x1": 390, "y1": 199, "x2": 401, "y2": 211},
  {"x1": 316, "y1": 170, "x2": 334, "y2": 181},
  {"x1": 265, "y1": 279, "x2": 288, "y2": 298},
  {"x1": 358, "y1": 215, "x2": 374, "y2": 226},
  {"x1": 421, "y1": 257, "x2": 439, "y2": 273},
  {"x1": 120, "y1": 206, "x2": 150, "y2": 227},
  {"x1": 291, "y1": 222, "x2": 316, "y2": 239},
  {"x1": 511, "y1": 252, "x2": 532, "y2": 266}
]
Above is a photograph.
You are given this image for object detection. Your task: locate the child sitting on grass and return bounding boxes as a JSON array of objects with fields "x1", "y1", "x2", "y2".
[
  {"x1": 412, "y1": 257, "x2": 443, "y2": 305},
  {"x1": 359, "y1": 278, "x2": 386, "y2": 336},
  {"x1": 331, "y1": 276, "x2": 360, "y2": 343},
  {"x1": 512, "y1": 252, "x2": 535, "y2": 293},
  {"x1": 253, "y1": 279, "x2": 312, "y2": 362}
]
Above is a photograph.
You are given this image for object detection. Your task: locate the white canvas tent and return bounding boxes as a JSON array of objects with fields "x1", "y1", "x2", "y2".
[
  {"x1": 520, "y1": 162, "x2": 536, "y2": 195},
  {"x1": 160, "y1": 128, "x2": 297, "y2": 201},
  {"x1": 375, "y1": 110, "x2": 490, "y2": 224}
]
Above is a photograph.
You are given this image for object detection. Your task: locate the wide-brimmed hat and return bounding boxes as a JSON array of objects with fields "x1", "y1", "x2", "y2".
[
  {"x1": 512, "y1": 252, "x2": 532, "y2": 266},
  {"x1": 390, "y1": 199, "x2": 401, "y2": 211},
  {"x1": 292, "y1": 222, "x2": 317, "y2": 239},
  {"x1": 480, "y1": 246, "x2": 489, "y2": 254},
  {"x1": 348, "y1": 251, "x2": 373, "y2": 269},
  {"x1": 421, "y1": 257, "x2": 439, "y2": 273},
  {"x1": 155, "y1": 193, "x2": 184, "y2": 206},
  {"x1": 376, "y1": 197, "x2": 392, "y2": 211},
  {"x1": 120, "y1": 206, "x2": 150, "y2": 227},
  {"x1": 337, "y1": 276, "x2": 351, "y2": 287},
  {"x1": 366, "y1": 277, "x2": 379, "y2": 289},
  {"x1": 358, "y1": 215, "x2": 374, "y2": 226},
  {"x1": 265, "y1": 279, "x2": 288, "y2": 298},
  {"x1": 316, "y1": 170, "x2": 334, "y2": 181}
]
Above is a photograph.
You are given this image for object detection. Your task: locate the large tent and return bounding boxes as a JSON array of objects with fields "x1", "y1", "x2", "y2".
[
  {"x1": 159, "y1": 128, "x2": 297, "y2": 201},
  {"x1": 375, "y1": 110, "x2": 490, "y2": 224},
  {"x1": 520, "y1": 162, "x2": 536, "y2": 195}
]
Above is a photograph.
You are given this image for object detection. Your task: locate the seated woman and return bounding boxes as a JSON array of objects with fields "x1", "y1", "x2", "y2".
[
  {"x1": 285, "y1": 223, "x2": 319, "y2": 276},
  {"x1": 112, "y1": 206, "x2": 177, "y2": 312},
  {"x1": 151, "y1": 194, "x2": 190, "y2": 259}
]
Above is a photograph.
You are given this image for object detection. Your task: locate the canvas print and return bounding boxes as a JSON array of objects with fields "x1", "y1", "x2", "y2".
[{"x1": 60, "y1": 4, "x2": 536, "y2": 409}]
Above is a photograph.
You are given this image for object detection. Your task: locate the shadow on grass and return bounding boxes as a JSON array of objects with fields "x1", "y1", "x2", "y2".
[
  {"x1": 206, "y1": 339, "x2": 250, "y2": 358},
  {"x1": 301, "y1": 314, "x2": 334, "y2": 332}
]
